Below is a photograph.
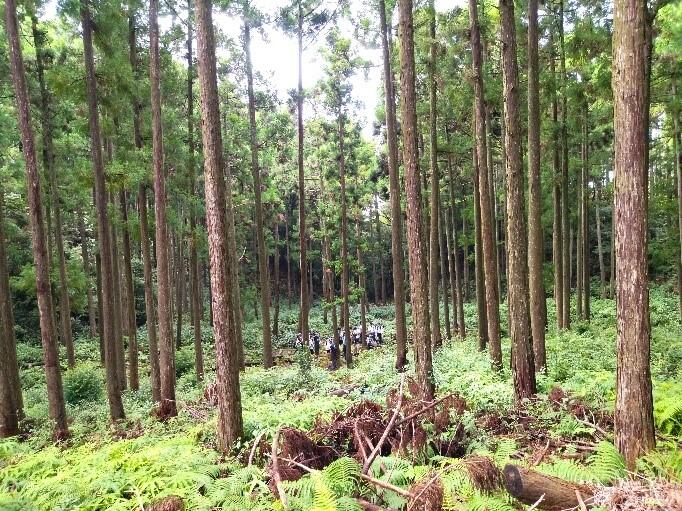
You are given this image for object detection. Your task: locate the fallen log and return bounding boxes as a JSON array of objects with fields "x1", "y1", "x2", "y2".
[{"x1": 503, "y1": 464, "x2": 594, "y2": 511}]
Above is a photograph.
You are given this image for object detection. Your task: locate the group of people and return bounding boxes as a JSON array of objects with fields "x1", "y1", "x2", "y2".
[{"x1": 293, "y1": 324, "x2": 385, "y2": 367}]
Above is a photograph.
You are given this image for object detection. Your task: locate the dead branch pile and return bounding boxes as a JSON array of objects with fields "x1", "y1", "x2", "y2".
[{"x1": 592, "y1": 478, "x2": 682, "y2": 511}]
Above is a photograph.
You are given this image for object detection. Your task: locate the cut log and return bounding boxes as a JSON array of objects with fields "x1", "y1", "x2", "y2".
[{"x1": 503, "y1": 464, "x2": 594, "y2": 511}]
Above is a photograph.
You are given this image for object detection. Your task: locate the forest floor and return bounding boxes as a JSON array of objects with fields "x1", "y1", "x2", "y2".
[{"x1": 1, "y1": 288, "x2": 682, "y2": 510}]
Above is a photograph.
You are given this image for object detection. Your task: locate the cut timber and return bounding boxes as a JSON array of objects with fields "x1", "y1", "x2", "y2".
[{"x1": 503, "y1": 464, "x2": 594, "y2": 511}]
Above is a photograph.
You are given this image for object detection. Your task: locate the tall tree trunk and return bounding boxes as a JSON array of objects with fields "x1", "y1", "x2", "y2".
[
  {"x1": 175, "y1": 230, "x2": 185, "y2": 349},
  {"x1": 150, "y1": 0, "x2": 176, "y2": 417},
  {"x1": 550, "y1": 27, "x2": 564, "y2": 329},
  {"x1": 243, "y1": 13, "x2": 273, "y2": 368},
  {"x1": 468, "y1": 0, "x2": 501, "y2": 366},
  {"x1": 273, "y1": 219, "x2": 281, "y2": 336},
  {"x1": 81, "y1": 0, "x2": 125, "y2": 421},
  {"x1": 285, "y1": 212, "x2": 292, "y2": 307},
  {"x1": 526, "y1": 0, "x2": 546, "y2": 371},
  {"x1": 379, "y1": 0, "x2": 407, "y2": 371},
  {"x1": 195, "y1": 0, "x2": 243, "y2": 450},
  {"x1": 595, "y1": 184, "x2": 606, "y2": 299},
  {"x1": 581, "y1": 102, "x2": 590, "y2": 320},
  {"x1": 462, "y1": 215, "x2": 469, "y2": 302},
  {"x1": 296, "y1": 1, "x2": 310, "y2": 352},
  {"x1": 109, "y1": 192, "x2": 126, "y2": 391},
  {"x1": 186, "y1": 0, "x2": 204, "y2": 381},
  {"x1": 78, "y1": 210, "x2": 97, "y2": 338},
  {"x1": 6, "y1": 0, "x2": 70, "y2": 436},
  {"x1": 338, "y1": 113, "x2": 352, "y2": 367},
  {"x1": 439, "y1": 205, "x2": 451, "y2": 340},
  {"x1": 0, "y1": 187, "x2": 23, "y2": 438},
  {"x1": 428, "y1": 0, "x2": 441, "y2": 351},
  {"x1": 612, "y1": 0, "x2": 655, "y2": 469},
  {"x1": 129, "y1": 11, "x2": 161, "y2": 399},
  {"x1": 398, "y1": 0, "x2": 434, "y2": 399},
  {"x1": 674, "y1": 80, "x2": 682, "y2": 322},
  {"x1": 559, "y1": 0, "x2": 570, "y2": 329},
  {"x1": 31, "y1": 14, "x2": 75, "y2": 369},
  {"x1": 120, "y1": 190, "x2": 138, "y2": 390},
  {"x1": 356, "y1": 214, "x2": 367, "y2": 349},
  {"x1": 500, "y1": 0, "x2": 536, "y2": 400},
  {"x1": 374, "y1": 195, "x2": 386, "y2": 306},
  {"x1": 139, "y1": 186, "x2": 161, "y2": 401},
  {"x1": 473, "y1": 148, "x2": 488, "y2": 351}
]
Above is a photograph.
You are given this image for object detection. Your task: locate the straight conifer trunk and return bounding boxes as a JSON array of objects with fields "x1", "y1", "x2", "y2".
[
  {"x1": 6, "y1": 0, "x2": 70, "y2": 436},
  {"x1": 398, "y1": 0, "x2": 434, "y2": 399},
  {"x1": 196, "y1": 0, "x2": 243, "y2": 449},
  {"x1": 78, "y1": 210, "x2": 97, "y2": 338},
  {"x1": 81, "y1": 0, "x2": 124, "y2": 421},
  {"x1": 0, "y1": 188, "x2": 23, "y2": 438},
  {"x1": 244, "y1": 14, "x2": 273, "y2": 368},
  {"x1": 150, "y1": 0, "x2": 176, "y2": 417},
  {"x1": 186, "y1": 0, "x2": 204, "y2": 381},
  {"x1": 472, "y1": 148, "x2": 488, "y2": 350},
  {"x1": 526, "y1": 0, "x2": 547, "y2": 370},
  {"x1": 427, "y1": 0, "x2": 441, "y2": 350},
  {"x1": 379, "y1": 0, "x2": 407, "y2": 371},
  {"x1": 339, "y1": 114, "x2": 352, "y2": 366},
  {"x1": 31, "y1": 15, "x2": 75, "y2": 368},
  {"x1": 500, "y1": 0, "x2": 536, "y2": 400},
  {"x1": 120, "y1": 190, "x2": 138, "y2": 390},
  {"x1": 612, "y1": 0, "x2": 655, "y2": 469},
  {"x1": 296, "y1": 1, "x2": 310, "y2": 352},
  {"x1": 550, "y1": 26, "x2": 564, "y2": 329},
  {"x1": 468, "y1": 0, "x2": 500, "y2": 364}
]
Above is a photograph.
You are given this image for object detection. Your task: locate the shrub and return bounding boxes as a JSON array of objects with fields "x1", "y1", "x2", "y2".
[
  {"x1": 63, "y1": 363, "x2": 103, "y2": 406},
  {"x1": 175, "y1": 347, "x2": 195, "y2": 378}
]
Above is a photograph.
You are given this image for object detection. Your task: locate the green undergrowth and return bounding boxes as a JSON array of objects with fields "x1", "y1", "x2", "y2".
[{"x1": 1, "y1": 289, "x2": 681, "y2": 509}]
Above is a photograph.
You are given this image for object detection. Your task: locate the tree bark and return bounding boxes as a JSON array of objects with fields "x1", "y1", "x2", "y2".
[
  {"x1": 120, "y1": 190, "x2": 138, "y2": 390},
  {"x1": 244, "y1": 13, "x2": 273, "y2": 369},
  {"x1": 78, "y1": 210, "x2": 97, "y2": 338},
  {"x1": 612, "y1": 0, "x2": 655, "y2": 469},
  {"x1": 31, "y1": 14, "x2": 75, "y2": 369},
  {"x1": 559, "y1": 0, "x2": 571, "y2": 329},
  {"x1": 6, "y1": 0, "x2": 70, "y2": 436},
  {"x1": 296, "y1": 1, "x2": 310, "y2": 353},
  {"x1": 468, "y1": 0, "x2": 500, "y2": 364},
  {"x1": 150, "y1": 0, "x2": 176, "y2": 417},
  {"x1": 526, "y1": 0, "x2": 546, "y2": 371},
  {"x1": 550, "y1": 25, "x2": 563, "y2": 330},
  {"x1": 595, "y1": 182, "x2": 606, "y2": 299},
  {"x1": 503, "y1": 465, "x2": 594, "y2": 511},
  {"x1": 81, "y1": 0, "x2": 124, "y2": 421},
  {"x1": 109, "y1": 191, "x2": 126, "y2": 391},
  {"x1": 379, "y1": 0, "x2": 407, "y2": 371},
  {"x1": 398, "y1": 0, "x2": 434, "y2": 399},
  {"x1": 500, "y1": 0, "x2": 536, "y2": 400},
  {"x1": 472, "y1": 148, "x2": 488, "y2": 351},
  {"x1": 273, "y1": 219, "x2": 281, "y2": 336},
  {"x1": 338, "y1": 113, "x2": 352, "y2": 367},
  {"x1": 439, "y1": 206, "x2": 451, "y2": 340},
  {"x1": 186, "y1": 0, "x2": 204, "y2": 381},
  {"x1": 0, "y1": 187, "x2": 23, "y2": 438},
  {"x1": 196, "y1": 0, "x2": 243, "y2": 449},
  {"x1": 581, "y1": 102, "x2": 590, "y2": 321},
  {"x1": 674, "y1": 80, "x2": 682, "y2": 322},
  {"x1": 427, "y1": 0, "x2": 441, "y2": 351}
]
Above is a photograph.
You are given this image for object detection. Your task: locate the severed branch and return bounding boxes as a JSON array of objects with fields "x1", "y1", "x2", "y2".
[
  {"x1": 271, "y1": 430, "x2": 288, "y2": 509},
  {"x1": 248, "y1": 430, "x2": 267, "y2": 467},
  {"x1": 363, "y1": 374, "x2": 405, "y2": 474},
  {"x1": 394, "y1": 392, "x2": 458, "y2": 428}
]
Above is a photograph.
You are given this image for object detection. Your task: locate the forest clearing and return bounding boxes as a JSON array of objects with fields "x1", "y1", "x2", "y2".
[{"x1": 1, "y1": 0, "x2": 682, "y2": 509}]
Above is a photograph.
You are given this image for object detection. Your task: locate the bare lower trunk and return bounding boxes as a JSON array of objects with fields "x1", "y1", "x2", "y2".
[
  {"x1": 120, "y1": 191, "x2": 138, "y2": 391},
  {"x1": 550, "y1": 26, "x2": 563, "y2": 329},
  {"x1": 78, "y1": 210, "x2": 97, "y2": 338},
  {"x1": 500, "y1": 0, "x2": 536, "y2": 400},
  {"x1": 379, "y1": 0, "x2": 407, "y2": 371},
  {"x1": 473, "y1": 149, "x2": 488, "y2": 351},
  {"x1": 0, "y1": 188, "x2": 23, "y2": 437},
  {"x1": 595, "y1": 185, "x2": 606, "y2": 298},
  {"x1": 469, "y1": 0, "x2": 501, "y2": 367},
  {"x1": 439, "y1": 206, "x2": 451, "y2": 340},
  {"x1": 559, "y1": 1, "x2": 571, "y2": 329},
  {"x1": 526, "y1": 0, "x2": 546, "y2": 371},
  {"x1": 7, "y1": 0, "x2": 70, "y2": 436},
  {"x1": 175, "y1": 232, "x2": 185, "y2": 350},
  {"x1": 196, "y1": 0, "x2": 243, "y2": 449},
  {"x1": 273, "y1": 220, "x2": 281, "y2": 336},
  {"x1": 399, "y1": 0, "x2": 433, "y2": 399},
  {"x1": 428, "y1": 0, "x2": 441, "y2": 351},
  {"x1": 109, "y1": 192, "x2": 126, "y2": 391},
  {"x1": 339, "y1": 114, "x2": 352, "y2": 367},
  {"x1": 612, "y1": 0, "x2": 655, "y2": 469},
  {"x1": 150, "y1": 0, "x2": 176, "y2": 417}
]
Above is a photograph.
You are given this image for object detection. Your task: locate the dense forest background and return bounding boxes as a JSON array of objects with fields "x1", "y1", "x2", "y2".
[{"x1": 1, "y1": 0, "x2": 682, "y2": 509}]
